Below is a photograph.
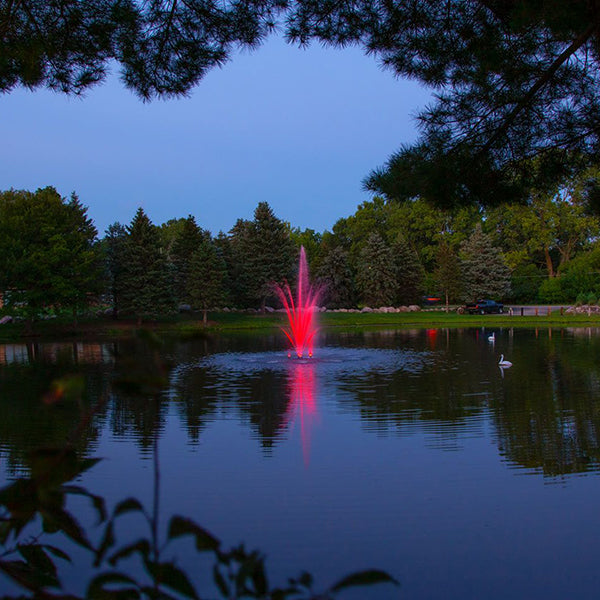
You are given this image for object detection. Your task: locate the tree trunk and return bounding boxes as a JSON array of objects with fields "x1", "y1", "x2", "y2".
[
  {"x1": 203, "y1": 308, "x2": 208, "y2": 325},
  {"x1": 445, "y1": 290, "x2": 449, "y2": 313},
  {"x1": 544, "y1": 247, "x2": 555, "y2": 277}
]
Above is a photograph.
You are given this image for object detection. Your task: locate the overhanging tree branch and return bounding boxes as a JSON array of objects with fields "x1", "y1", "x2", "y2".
[{"x1": 480, "y1": 22, "x2": 598, "y2": 154}]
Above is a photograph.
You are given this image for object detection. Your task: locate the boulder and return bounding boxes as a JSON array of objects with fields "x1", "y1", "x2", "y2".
[{"x1": 0, "y1": 315, "x2": 13, "y2": 325}]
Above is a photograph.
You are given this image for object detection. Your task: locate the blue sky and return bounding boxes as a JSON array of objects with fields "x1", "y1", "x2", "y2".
[{"x1": 0, "y1": 36, "x2": 431, "y2": 237}]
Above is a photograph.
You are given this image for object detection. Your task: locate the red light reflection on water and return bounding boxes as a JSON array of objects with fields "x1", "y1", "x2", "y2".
[
  {"x1": 284, "y1": 360, "x2": 319, "y2": 466},
  {"x1": 426, "y1": 328, "x2": 438, "y2": 349}
]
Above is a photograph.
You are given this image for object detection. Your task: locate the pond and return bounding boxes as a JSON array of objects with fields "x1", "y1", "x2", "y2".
[{"x1": 1, "y1": 326, "x2": 600, "y2": 599}]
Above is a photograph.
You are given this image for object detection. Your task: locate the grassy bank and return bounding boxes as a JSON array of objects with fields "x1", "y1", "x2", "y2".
[{"x1": 1, "y1": 309, "x2": 600, "y2": 342}]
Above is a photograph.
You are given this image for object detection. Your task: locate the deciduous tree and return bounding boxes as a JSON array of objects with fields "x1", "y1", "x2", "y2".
[{"x1": 0, "y1": 187, "x2": 101, "y2": 323}]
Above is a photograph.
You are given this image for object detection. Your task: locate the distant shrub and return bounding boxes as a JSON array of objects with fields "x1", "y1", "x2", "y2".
[
  {"x1": 538, "y1": 277, "x2": 568, "y2": 303},
  {"x1": 558, "y1": 246, "x2": 600, "y2": 301},
  {"x1": 509, "y1": 263, "x2": 543, "y2": 302}
]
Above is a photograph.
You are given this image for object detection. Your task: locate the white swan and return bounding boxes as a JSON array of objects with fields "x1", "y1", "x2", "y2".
[{"x1": 498, "y1": 354, "x2": 512, "y2": 367}]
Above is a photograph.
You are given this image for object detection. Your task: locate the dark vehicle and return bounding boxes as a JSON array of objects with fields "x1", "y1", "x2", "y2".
[
  {"x1": 464, "y1": 299, "x2": 504, "y2": 314},
  {"x1": 421, "y1": 295, "x2": 442, "y2": 307}
]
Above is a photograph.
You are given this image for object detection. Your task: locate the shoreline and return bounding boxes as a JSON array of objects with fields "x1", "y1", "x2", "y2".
[{"x1": 1, "y1": 308, "x2": 599, "y2": 342}]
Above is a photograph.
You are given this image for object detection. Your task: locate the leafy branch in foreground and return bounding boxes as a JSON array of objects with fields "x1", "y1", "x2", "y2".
[
  {"x1": 0, "y1": 456, "x2": 397, "y2": 598},
  {"x1": 92, "y1": 501, "x2": 397, "y2": 600}
]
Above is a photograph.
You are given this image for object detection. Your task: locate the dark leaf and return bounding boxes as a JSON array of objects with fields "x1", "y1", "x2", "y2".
[
  {"x1": 113, "y1": 498, "x2": 144, "y2": 518},
  {"x1": 213, "y1": 564, "x2": 229, "y2": 598},
  {"x1": 251, "y1": 558, "x2": 268, "y2": 596},
  {"x1": 94, "y1": 521, "x2": 115, "y2": 567},
  {"x1": 87, "y1": 572, "x2": 140, "y2": 599},
  {"x1": 62, "y1": 485, "x2": 107, "y2": 522},
  {"x1": 40, "y1": 506, "x2": 92, "y2": 549},
  {"x1": 329, "y1": 569, "x2": 399, "y2": 593},
  {"x1": 18, "y1": 544, "x2": 57, "y2": 577},
  {"x1": 145, "y1": 561, "x2": 199, "y2": 599},
  {"x1": 42, "y1": 544, "x2": 72, "y2": 563},
  {"x1": 167, "y1": 515, "x2": 220, "y2": 552},
  {"x1": 0, "y1": 558, "x2": 59, "y2": 590},
  {"x1": 109, "y1": 539, "x2": 151, "y2": 566}
]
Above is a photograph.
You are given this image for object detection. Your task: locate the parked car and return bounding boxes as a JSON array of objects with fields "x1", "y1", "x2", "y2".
[
  {"x1": 421, "y1": 295, "x2": 442, "y2": 307},
  {"x1": 464, "y1": 299, "x2": 504, "y2": 314}
]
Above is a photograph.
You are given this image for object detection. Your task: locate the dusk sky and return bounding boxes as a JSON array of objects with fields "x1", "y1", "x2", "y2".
[{"x1": 0, "y1": 36, "x2": 431, "y2": 237}]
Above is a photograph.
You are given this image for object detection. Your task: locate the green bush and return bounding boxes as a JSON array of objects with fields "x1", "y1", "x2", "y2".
[
  {"x1": 538, "y1": 277, "x2": 568, "y2": 303},
  {"x1": 509, "y1": 264, "x2": 543, "y2": 302}
]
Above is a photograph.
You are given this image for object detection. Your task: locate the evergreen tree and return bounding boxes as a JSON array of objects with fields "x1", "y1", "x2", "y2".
[
  {"x1": 233, "y1": 203, "x2": 296, "y2": 310},
  {"x1": 213, "y1": 231, "x2": 236, "y2": 307},
  {"x1": 355, "y1": 232, "x2": 397, "y2": 307},
  {"x1": 227, "y1": 218, "x2": 254, "y2": 308},
  {"x1": 316, "y1": 246, "x2": 356, "y2": 309},
  {"x1": 393, "y1": 234, "x2": 425, "y2": 305},
  {"x1": 120, "y1": 208, "x2": 174, "y2": 322},
  {"x1": 460, "y1": 224, "x2": 511, "y2": 301},
  {"x1": 171, "y1": 215, "x2": 205, "y2": 304},
  {"x1": 188, "y1": 237, "x2": 228, "y2": 324},
  {"x1": 104, "y1": 222, "x2": 128, "y2": 318},
  {"x1": 434, "y1": 239, "x2": 463, "y2": 311}
]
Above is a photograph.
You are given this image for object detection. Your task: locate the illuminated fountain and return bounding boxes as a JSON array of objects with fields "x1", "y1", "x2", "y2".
[{"x1": 274, "y1": 246, "x2": 321, "y2": 358}]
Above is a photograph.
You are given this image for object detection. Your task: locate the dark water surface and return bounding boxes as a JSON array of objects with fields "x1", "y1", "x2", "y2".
[{"x1": 1, "y1": 327, "x2": 600, "y2": 599}]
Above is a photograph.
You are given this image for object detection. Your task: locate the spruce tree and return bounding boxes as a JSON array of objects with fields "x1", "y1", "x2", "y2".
[
  {"x1": 187, "y1": 237, "x2": 228, "y2": 324},
  {"x1": 355, "y1": 232, "x2": 397, "y2": 307},
  {"x1": 104, "y1": 222, "x2": 128, "y2": 318},
  {"x1": 393, "y1": 233, "x2": 425, "y2": 305},
  {"x1": 233, "y1": 203, "x2": 296, "y2": 310},
  {"x1": 460, "y1": 224, "x2": 511, "y2": 301},
  {"x1": 316, "y1": 246, "x2": 356, "y2": 309},
  {"x1": 434, "y1": 239, "x2": 463, "y2": 311},
  {"x1": 120, "y1": 208, "x2": 174, "y2": 322},
  {"x1": 171, "y1": 215, "x2": 205, "y2": 304}
]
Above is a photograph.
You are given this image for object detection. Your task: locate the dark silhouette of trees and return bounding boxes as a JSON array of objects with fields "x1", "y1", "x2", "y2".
[
  {"x1": 229, "y1": 202, "x2": 296, "y2": 311},
  {"x1": 188, "y1": 235, "x2": 228, "y2": 323},
  {"x1": 170, "y1": 215, "x2": 206, "y2": 305},
  {"x1": 0, "y1": 187, "x2": 101, "y2": 323},
  {"x1": 104, "y1": 222, "x2": 128, "y2": 318},
  {"x1": 460, "y1": 224, "x2": 511, "y2": 301},
  {"x1": 317, "y1": 246, "x2": 356, "y2": 309},
  {"x1": 355, "y1": 232, "x2": 397, "y2": 307},
  {"x1": 120, "y1": 208, "x2": 174, "y2": 321}
]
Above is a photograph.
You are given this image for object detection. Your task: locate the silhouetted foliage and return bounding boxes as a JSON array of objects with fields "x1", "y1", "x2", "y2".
[
  {"x1": 355, "y1": 232, "x2": 397, "y2": 307},
  {"x1": 460, "y1": 224, "x2": 511, "y2": 301},
  {"x1": 0, "y1": 187, "x2": 101, "y2": 323},
  {"x1": 120, "y1": 208, "x2": 174, "y2": 321}
]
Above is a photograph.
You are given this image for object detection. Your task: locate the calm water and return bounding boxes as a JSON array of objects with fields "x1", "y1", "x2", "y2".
[{"x1": 1, "y1": 327, "x2": 600, "y2": 599}]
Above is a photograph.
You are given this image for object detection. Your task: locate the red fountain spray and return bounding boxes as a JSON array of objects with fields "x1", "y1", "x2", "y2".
[{"x1": 275, "y1": 246, "x2": 320, "y2": 358}]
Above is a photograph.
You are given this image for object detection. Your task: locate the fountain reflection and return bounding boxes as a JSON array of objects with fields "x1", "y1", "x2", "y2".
[{"x1": 284, "y1": 359, "x2": 319, "y2": 466}]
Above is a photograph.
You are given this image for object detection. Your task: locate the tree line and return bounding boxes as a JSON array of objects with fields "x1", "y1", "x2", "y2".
[{"x1": 0, "y1": 182, "x2": 599, "y2": 323}]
